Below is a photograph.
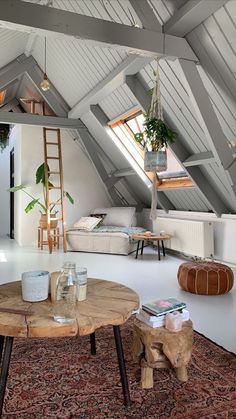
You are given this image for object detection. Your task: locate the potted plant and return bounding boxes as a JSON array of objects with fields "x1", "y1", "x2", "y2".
[
  {"x1": 0, "y1": 124, "x2": 10, "y2": 152},
  {"x1": 134, "y1": 65, "x2": 177, "y2": 172},
  {"x1": 7, "y1": 163, "x2": 74, "y2": 228}
]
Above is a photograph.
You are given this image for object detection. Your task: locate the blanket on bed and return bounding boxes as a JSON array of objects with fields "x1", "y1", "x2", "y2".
[{"x1": 67, "y1": 226, "x2": 146, "y2": 242}]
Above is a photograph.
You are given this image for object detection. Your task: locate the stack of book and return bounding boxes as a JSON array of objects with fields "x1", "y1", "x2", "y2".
[{"x1": 136, "y1": 297, "x2": 189, "y2": 328}]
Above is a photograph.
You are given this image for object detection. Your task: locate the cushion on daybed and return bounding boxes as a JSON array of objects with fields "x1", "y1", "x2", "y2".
[
  {"x1": 73, "y1": 216, "x2": 101, "y2": 231},
  {"x1": 92, "y1": 207, "x2": 136, "y2": 228}
]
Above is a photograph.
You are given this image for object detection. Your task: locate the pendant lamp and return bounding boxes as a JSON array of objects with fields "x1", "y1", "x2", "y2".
[{"x1": 40, "y1": 37, "x2": 50, "y2": 91}]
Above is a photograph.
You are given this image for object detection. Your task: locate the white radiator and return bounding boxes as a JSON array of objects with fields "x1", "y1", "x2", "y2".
[{"x1": 154, "y1": 218, "x2": 214, "y2": 258}]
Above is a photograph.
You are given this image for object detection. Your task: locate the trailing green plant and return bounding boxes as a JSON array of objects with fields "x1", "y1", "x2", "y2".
[
  {"x1": 7, "y1": 163, "x2": 74, "y2": 214},
  {"x1": 134, "y1": 115, "x2": 176, "y2": 152},
  {"x1": 134, "y1": 63, "x2": 177, "y2": 152},
  {"x1": 0, "y1": 124, "x2": 10, "y2": 152}
]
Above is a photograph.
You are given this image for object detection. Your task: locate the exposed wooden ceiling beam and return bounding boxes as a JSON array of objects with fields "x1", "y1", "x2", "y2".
[
  {"x1": 0, "y1": 111, "x2": 84, "y2": 130},
  {"x1": 178, "y1": 58, "x2": 236, "y2": 196},
  {"x1": 68, "y1": 56, "x2": 151, "y2": 119},
  {"x1": 0, "y1": 0, "x2": 196, "y2": 61},
  {"x1": 129, "y1": 0, "x2": 162, "y2": 31},
  {"x1": 0, "y1": 54, "x2": 36, "y2": 91},
  {"x1": 164, "y1": 0, "x2": 228, "y2": 37},
  {"x1": 183, "y1": 151, "x2": 215, "y2": 167}
]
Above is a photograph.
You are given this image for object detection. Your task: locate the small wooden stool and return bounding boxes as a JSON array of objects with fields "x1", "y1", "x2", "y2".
[
  {"x1": 38, "y1": 227, "x2": 60, "y2": 250},
  {"x1": 132, "y1": 319, "x2": 193, "y2": 388}
]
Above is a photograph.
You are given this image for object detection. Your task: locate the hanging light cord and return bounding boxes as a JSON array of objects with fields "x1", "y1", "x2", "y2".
[{"x1": 44, "y1": 37, "x2": 47, "y2": 74}]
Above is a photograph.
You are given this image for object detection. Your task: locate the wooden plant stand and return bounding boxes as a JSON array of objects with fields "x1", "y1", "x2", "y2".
[{"x1": 132, "y1": 319, "x2": 193, "y2": 388}]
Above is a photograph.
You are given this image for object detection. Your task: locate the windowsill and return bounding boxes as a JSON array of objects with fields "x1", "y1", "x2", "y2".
[{"x1": 157, "y1": 177, "x2": 194, "y2": 190}]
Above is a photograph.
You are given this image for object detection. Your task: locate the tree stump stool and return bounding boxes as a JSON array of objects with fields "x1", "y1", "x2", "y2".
[{"x1": 132, "y1": 319, "x2": 193, "y2": 389}]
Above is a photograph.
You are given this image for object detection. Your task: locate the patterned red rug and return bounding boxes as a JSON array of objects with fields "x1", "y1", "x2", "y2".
[{"x1": 3, "y1": 318, "x2": 236, "y2": 418}]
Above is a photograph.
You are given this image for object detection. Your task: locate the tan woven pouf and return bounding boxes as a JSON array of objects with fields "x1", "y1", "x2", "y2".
[{"x1": 177, "y1": 261, "x2": 234, "y2": 295}]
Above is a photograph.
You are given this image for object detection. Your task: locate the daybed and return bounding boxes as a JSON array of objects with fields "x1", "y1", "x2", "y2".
[{"x1": 66, "y1": 207, "x2": 146, "y2": 255}]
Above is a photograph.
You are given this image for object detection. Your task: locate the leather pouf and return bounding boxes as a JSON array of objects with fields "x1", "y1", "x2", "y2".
[{"x1": 177, "y1": 261, "x2": 234, "y2": 295}]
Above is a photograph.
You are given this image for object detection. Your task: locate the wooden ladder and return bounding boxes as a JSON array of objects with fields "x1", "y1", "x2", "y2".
[{"x1": 43, "y1": 127, "x2": 67, "y2": 253}]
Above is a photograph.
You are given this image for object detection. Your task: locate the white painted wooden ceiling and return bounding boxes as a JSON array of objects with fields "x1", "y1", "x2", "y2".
[{"x1": 1, "y1": 0, "x2": 236, "y2": 213}]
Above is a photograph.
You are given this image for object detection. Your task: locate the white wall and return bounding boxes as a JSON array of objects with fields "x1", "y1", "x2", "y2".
[
  {"x1": 0, "y1": 141, "x2": 10, "y2": 236},
  {"x1": 12, "y1": 125, "x2": 111, "y2": 246},
  {"x1": 0, "y1": 125, "x2": 22, "y2": 237},
  {"x1": 142, "y1": 209, "x2": 236, "y2": 265}
]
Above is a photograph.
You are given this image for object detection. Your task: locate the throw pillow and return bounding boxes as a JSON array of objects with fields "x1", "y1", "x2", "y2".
[
  {"x1": 93, "y1": 207, "x2": 136, "y2": 228},
  {"x1": 89, "y1": 213, "x2": 107, "y2": 227},
  {"x1": 73, "y1": 216, "x2": 101, "y2": 231}
]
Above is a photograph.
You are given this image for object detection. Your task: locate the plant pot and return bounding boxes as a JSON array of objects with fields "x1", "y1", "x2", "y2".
[
  {"x1": 39, "y1": 213, "x2": 58, "y2": 229},
  {"x1": 144, "y1": 150, "x2": 167, "y2": 172}
]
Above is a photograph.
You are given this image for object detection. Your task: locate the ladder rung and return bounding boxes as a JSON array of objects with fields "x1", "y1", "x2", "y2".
[
  {"x1": 49, "y1": 201, "x2": 61, "y2": 205},
  {"x1": 49, "y1": 186, "x2": 61, "y2": 189},
  {"x1": 47, "y1": 157, "x2": 59, "y2": 159},
  {"x1": 46, "y1": 142, "x2": 58, "y2": 145},
  {"x1": 48, "y1": 171, "x2": 60, "y2": 174}
]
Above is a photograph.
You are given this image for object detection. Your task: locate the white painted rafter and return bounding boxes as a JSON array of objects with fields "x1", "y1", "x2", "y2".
[
  {"x1": 178, "y1": 59, "x2": 236, "y2": 193},
  {"x1": 0, "y1": 0, "x2": 197, "y2": 61},
  {"x1": 164, "y1": 0, "x2": 228, "y2": 37}
]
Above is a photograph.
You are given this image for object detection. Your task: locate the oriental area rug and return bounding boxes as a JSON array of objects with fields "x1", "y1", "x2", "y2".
[{"x1": 3, "y1": 318, "x2": 236, "y2": 418}]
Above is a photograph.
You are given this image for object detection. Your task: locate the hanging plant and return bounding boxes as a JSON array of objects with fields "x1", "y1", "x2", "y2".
[
  {"x1": 0, "y1": 124, "x2": 10, "y2": 152},
  {"x1": 134, "y1": 61, "x2": 177, "y2": 172}
]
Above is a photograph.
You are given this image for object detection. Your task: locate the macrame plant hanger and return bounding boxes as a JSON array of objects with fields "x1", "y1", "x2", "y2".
[{"x1": 149, "y1": 58, "x2": 164, "y2": 221}]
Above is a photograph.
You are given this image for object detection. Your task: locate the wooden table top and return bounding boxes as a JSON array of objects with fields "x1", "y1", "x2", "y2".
[
  {"x1": 132, "y1": 233, "x2": 171, "y2": 241},
  {"x1": 0, "y1": 279, "x2": 139, "y2": 338}
]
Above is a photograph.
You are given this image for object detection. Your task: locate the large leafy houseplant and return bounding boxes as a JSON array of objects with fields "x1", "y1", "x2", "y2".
[{"x1": 8, "y1": 163, "x2": 74, "y2": 222}]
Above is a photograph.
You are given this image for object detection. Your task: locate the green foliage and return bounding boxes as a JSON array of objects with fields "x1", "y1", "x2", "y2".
[
  {"x1": 7, "y1": 163, "x2": 74, "y2": 214},
  {"x1": 134, "y1": 115, "x2": 177, "y2": 152},
  {"x1": 0, "y1": 124, "x2": 10, "y2": 152}
]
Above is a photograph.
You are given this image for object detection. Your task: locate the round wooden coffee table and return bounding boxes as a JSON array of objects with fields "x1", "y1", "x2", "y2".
[
  {"x1": 132, "y1": 233, "x2": 171, "y2": 260},
  {"x1": 0, "y1": 278, "x2": 139, "y2": 414}
]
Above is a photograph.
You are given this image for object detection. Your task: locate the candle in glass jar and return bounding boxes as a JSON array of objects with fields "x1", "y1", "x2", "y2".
[{"x1": 76, "y1": 268, "x2": 87, "y2": 301}]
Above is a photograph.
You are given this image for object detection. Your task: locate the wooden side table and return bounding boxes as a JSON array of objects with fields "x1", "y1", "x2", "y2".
[
  {"x1": 132, "y1": 319, "x2": 193, "y2": 388},
  {"x1": 38, "y1": 227, "x2": 60, "y2": 250},
  {"x1": 132, "y1": 234, "x2": 171, "y2": 260}
]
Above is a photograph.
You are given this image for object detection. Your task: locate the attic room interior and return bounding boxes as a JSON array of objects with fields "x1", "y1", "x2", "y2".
[{"x1": 0, "y1": 0, "x2": 236, "y2": 417}]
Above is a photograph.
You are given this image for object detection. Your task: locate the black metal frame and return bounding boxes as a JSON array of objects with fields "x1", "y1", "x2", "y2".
[
  {"x1": 0, "y1": 327, "x2": 130, "y2": 415},
  {"x1": 135, "y1": 239, "x2": 166, "y2": 260},
  {"x1": 113, "y1": 325, "x2": 131, "y2": 407}
]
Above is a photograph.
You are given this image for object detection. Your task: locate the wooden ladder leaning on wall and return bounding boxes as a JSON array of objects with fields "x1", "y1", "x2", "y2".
[{"x1": 43, "y1": 127, "x2": 67, "y2": 253}]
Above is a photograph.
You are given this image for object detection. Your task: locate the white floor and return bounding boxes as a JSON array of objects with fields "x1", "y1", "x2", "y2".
[{"x1": 0, "y1": 236, "x2": 235, "y2": 354}]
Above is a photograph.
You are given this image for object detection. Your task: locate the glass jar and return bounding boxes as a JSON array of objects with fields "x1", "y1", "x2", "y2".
[
  {"x1": 76, "y1": 267, "x2": 87, "y2": 301},
  {"x1": 53, "y1": 262, "x2": 77, "y2": 324}
]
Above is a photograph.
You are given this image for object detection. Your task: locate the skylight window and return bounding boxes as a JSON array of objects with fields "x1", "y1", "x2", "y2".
[{"x1": 110, "y1": 110, "x2": 193, "y2": 190}]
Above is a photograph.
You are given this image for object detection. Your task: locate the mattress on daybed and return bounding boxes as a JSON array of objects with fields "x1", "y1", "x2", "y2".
[{"x1": 66, "y1": 226, "x2": 146, "y2": 255}]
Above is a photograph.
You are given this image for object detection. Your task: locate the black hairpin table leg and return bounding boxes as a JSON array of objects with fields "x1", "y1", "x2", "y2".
[
  {"x1": 113, "y1": 325, "x2": 131, "y2": 407},
  {"x1": 0, "y1": 336, "x2": 14, "y2": 417},
  {"x1": 157, "y1": 240, "x2": 161, "y2": 260},
  {"x1": 90, "y1": 332, "x2": 96, "y2": 355},
  {"x1": 161, "y1": 240, "x2": 165, "y2": 256},
  {"x1": 0, "y1": 336, "x2": 5, "y2": 363},
  {"x1": 141, "y1": 240, "x2": 144, "y2": 255},
  {"x1": 135, "y1": 241, "x2": 140, "y2": 259}
]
